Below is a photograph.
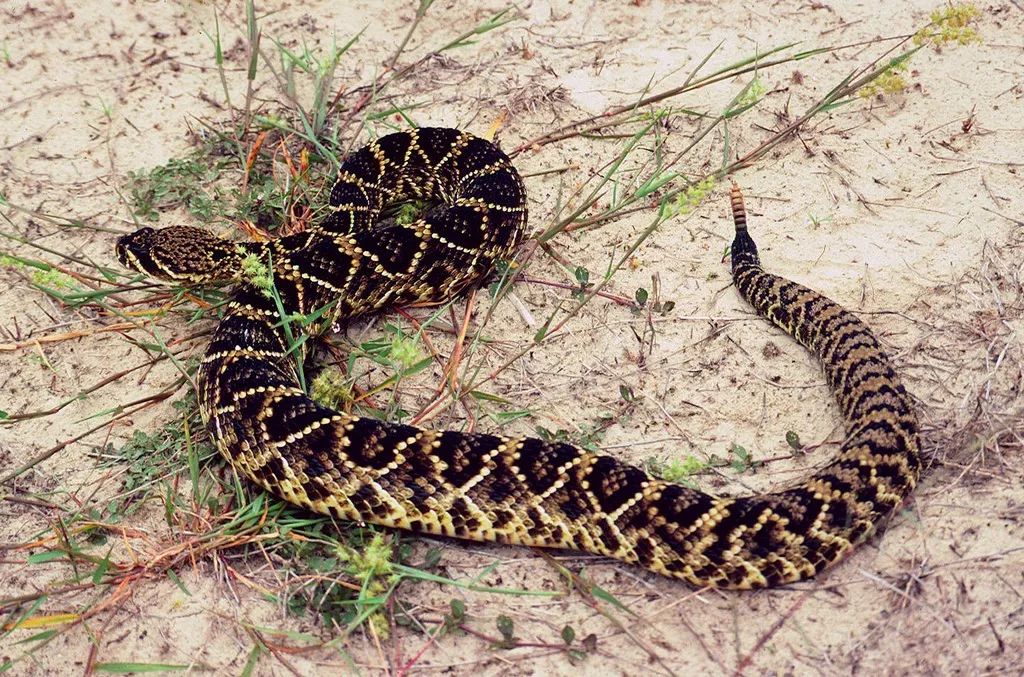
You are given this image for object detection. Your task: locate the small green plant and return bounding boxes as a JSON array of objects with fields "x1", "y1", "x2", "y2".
[
  {"x1": 277, "y1": 527, "x2": 410, "y2": 636},
  {"x1": 310, "y1": 365, "x2": 351, "y2": 410},
  {"x1": 97, "y1": 97, "x2": 114, "y2": 121},
  {"x1": 560, "y1": 624, "x2": 594, "y2": 664},
  {"x1": 634, "y1": 287, "x2": 648, "y2": 308},
  {"x1": 861, "y1": 3, "x2": 980, "y2": 98},
  {"x1": 339, "y1": 532, "x2": 395, "y2": 583},
  {"x1": 127, "y1": 154, "x2": 229, "y2": 222},
  {"x1": 536, "y1": 418, "x2": 610, "y2": 453},
  {"x1": 650, "y1": 444, "x2": 762, "y2": 485},
  {"x1": 808, "y1": 211, "x2": 834, "y2": 228},
  {"x1": 93, "y1": 411, "x2": 214, "y2": 517},
  {"x1": 442, "y1": 598, "x2": 467, "y2": 632},
  {"x1": 30, "y1": 267, "x2": 75, "y2": 290},
  {"x1": 644, "y1": 455, "x2": 709, "y2": 487},
  {"x1": 274, "y1": 33, "x2": 359, "y2": 139},
  {"x1": 239, "y1": 249, "x2": 274, "y2": 296},
  {"x1": 572, "y1": 265, "x2": 591, "y2": 299},
  {"x1": 387, "y1": 331, "x2": 424, "y2": 371},
  {"x1": 733, "y1": 76, "x2": 766, "y2": 110},
  {"x1": 726, "y1": 443, "x2": 759, "y2": 473},
  {"x1": 338, "y1": 532, "x2": 397, "y2": 638},
  {"x1": 495, "y1": 614, "x2": 516, "y2": 648},
  {"x1": 234, "y1": 174, "x2": 297, "y2": 230},
  {"x1": 858, "y1": 57, "x2": 910, "y2": 98},
  {"x1": 393, "y1": 199, "x2": 430, "y2": 226},
  {"x1": 673, "y1": 176, "x2": 717, "y2": 217},
  {"x1": 913, "y1": 3, "x2": 982, "y2": 47},
  {"x1": 349, "y1": 325, "x2": 429, "y2": 373}
]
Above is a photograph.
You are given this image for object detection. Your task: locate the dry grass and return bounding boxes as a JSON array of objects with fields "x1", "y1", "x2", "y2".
[{"x1": 1, "y1": 1, "x2": 1022, "y2": 674}]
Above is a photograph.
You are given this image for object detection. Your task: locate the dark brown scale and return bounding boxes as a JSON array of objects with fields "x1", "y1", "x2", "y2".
[
  {"x1": 517, "y1": 439, "x2": 579, "y2": 495},
  {"x1": 115, "y1": 131, "x2": 921, "y2": 589},
  {"x1": 590, "y1": 456, "x2": 647, "y2": 514}
]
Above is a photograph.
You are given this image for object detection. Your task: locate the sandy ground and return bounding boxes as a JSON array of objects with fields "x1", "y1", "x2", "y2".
[{"x1": 2, "y1": 0, "x2": 1023, "y2": 674}]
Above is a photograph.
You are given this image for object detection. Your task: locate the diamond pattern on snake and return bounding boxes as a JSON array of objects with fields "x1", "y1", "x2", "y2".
[{"x1": 116, "y1": 127, "x2": 921, "y2": 589}]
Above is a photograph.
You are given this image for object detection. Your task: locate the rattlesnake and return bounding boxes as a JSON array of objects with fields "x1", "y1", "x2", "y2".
[{"x1": 116, "y1": 127, "x2": 921, "y2": 588}]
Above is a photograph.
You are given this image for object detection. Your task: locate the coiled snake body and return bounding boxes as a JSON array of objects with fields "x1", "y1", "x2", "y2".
[{"x1": 116, "y1": 128, "x2": 921, "y2": 589}]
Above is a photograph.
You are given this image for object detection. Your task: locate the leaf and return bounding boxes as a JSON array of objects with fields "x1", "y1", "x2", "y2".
[
  {"x1": 93, "y1": 663, "x2": 190, "y2": 673},
  {"x1": 561, "y1": 625, "x2": 575, "y2": 645},
  {"x1": 422, "y1": 547, "x2": 442, "y2": 570},
  {"x1": 14, "y1": 629, "x2": 59, "y2": 645},
  {"x1": 729, "y1": 442, "x2": 758, "y2": 473},
  {"x1": 166, "y1": 569, "x2": 191, "y2": 596},
  {"x1": 240, "y1": 645, "x2": 263, "y2": 677},
  {"x1": 496, "y1": 614, "x2": 515, "y2": 644},
  {"x1": 27, "y1": 551, "x2": 65, "y2": 564},
  {"x1": 91, "y1": 552, "x2": 111, "y2": 585},
  {"x1": 449, "y1": 598, "x2": 465, "y2": 622},
  {"x1": 469, "y1": 390, "x2": 513, "y2": 404},
  {"x1": 635, "y1": 170, "x2": 679, "y2": 199},
  {"x1": 589, "y1": 583, "x2": 629, "y2": 612}
]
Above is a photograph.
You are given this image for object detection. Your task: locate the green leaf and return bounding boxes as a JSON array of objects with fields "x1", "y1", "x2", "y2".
[
  {"x1": 449, "y1": 598, "x2": 465, "y2": 622},
  {"x1": 93, "y1": 663, "x2": 189, "y2": 673},
  {"x1": 729, "y1": 442, "x2": 757, "y2": 473},
  {"x1": 167, "y1": 569, "x2": 191, "y2": 596},
  {"x1": 240, "y1": 645, "x2": 263, "y2": 677},
  {"x1": 496, "y1": 615, "x2": 515, "y2": 644},
  {"x1": 421, "y1": 547, "x2": 442, "y2": 570},
  {"x1": 91, "y1": 550, "x2": 112, "y2": 585},
  {"x1": 534, "y1": 318, "x2": 552, "y2": 342},
  {"x1": 590, "y1": 583, "x2": 629, "y2": 612},
  {"x1": 15, "y1": 629, "x2": 59, "y2": 645},
  {"x1": 561, "y1": 625, "x2": 575, "y2": 645},
  {"x1": 635, "y1": 170, "x2": 679, "y2": 199},
  {"x1": 488, "y1": 410, "x2": 532, "y2": 425},
  {"x1": 469, "y1": 390, "x2": 513, "y2": 404},
  {"x1": 27, "y1": 551, "x2": 65, "y2": 564}
]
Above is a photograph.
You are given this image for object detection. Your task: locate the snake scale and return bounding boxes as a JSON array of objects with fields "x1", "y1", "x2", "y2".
[{"x1": 116, "y1": 127, "x2": 921, "y2": 588}]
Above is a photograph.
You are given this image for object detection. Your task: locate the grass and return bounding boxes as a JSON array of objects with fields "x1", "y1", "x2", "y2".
[
  {"x1": 126, "y1": 153, "x2": 232, "y2": 223},
  {"x1": 0, "y1": 1, "x2": 997, "y2": 673}
]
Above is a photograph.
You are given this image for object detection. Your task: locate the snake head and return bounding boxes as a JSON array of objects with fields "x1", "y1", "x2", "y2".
[{"x1": 116, "y1": 226, "x2": 247, "y2": 283}]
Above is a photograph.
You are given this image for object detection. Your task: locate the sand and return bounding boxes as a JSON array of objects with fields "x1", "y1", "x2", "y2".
[{"x1": 1, "y1": 0, "x2": 1022, "y2": 674}]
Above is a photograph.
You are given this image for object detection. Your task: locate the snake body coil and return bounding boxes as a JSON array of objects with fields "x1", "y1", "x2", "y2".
[{"x1": 116, "y1": 128, "x2": 920, "y2": 588}]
